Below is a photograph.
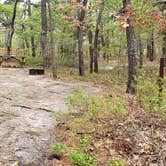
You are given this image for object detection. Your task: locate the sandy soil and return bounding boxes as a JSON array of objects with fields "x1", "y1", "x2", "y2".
[{"x1": 0, "y1": 68, "x2": 101, "y2": 166}]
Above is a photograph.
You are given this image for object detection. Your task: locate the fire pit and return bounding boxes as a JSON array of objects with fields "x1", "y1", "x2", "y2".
[{"x1": 29, "y1": 69, "x2": 45, "y2": 75}]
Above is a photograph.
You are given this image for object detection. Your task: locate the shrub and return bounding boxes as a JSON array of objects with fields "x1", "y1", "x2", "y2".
[
  {"x1": 51, "y1": 142, "x2": 67, "y2": 153},
  {"x1": 69, "y1": 150, "x2": 95, "y2": 166},
  {"x1": 109, "y1": 158, "x2": 126, "y2": 166},
  {"x1": 137, "y1": 69, "x2": 166, "y2": 112}
]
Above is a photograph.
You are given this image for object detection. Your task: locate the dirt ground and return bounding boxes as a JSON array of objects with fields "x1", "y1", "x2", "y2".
[{"x1": 0, "y1": 68, "x2": 101, "y2": 166}]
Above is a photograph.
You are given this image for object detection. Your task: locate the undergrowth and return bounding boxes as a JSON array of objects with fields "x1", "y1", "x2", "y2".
[{"x1": 50, "y1": 65, "x2": 166, "y2": 166}]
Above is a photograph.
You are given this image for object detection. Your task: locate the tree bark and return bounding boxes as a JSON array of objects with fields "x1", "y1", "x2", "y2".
[
  {"x1": 6, "y1": 0, "x2": 19, "y2": 57},
  {"x1": 138, "y1": 35, "x2": 143, "y2": 68},
  {"x1": 123, "y1": 0, "x2": 137, "y2": 95},
  {"x1": 47, "y1": 0, "x2": 57, "y2": 79},
  {"x1": 105, "y1": 33, "x2": 110, "y2": 62},
  {"x1": 93, "y1": 0, "x2": 105, "y2": 73},
  {"x1": 88, "y1": 30, "x2": 93, "y2": 73},
  {"x1": 41, "y1": 0, "x2": 49, "y2": 68},
  {"x1": 162, "y1": 32, "x2": 166, "y2": 63},
  {"x1": 22, "y1": 24, "x2": 30, "y2": 49},
  {"x1": 101, "y1": 34, "x2": 106, "y2": 60},
  {"x1": 147, "y1": 30, "x2": 154, "y2": 61},
  {"x1": 27, "y1": 0, "x2": 36, "y2": 57},
  {"x1": 77, "y1": 0, "x2": 88, "y2": 76}
]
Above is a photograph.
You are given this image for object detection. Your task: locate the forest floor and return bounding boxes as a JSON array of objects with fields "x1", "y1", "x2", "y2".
[
  {"x1": 45, "y1": 64, "x2": 166, "y2": 166},
  {"x1": 0, "y1": 68, "x2": 102, "y2": 166},
  {"x1": 0, "y1": 64, "x2": 165, "y2": 166}
]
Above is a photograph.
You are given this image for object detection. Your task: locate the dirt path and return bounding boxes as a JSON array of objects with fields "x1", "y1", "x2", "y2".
[{"x1": 0, "y1": 68, "x2": 101, "y2": 166}]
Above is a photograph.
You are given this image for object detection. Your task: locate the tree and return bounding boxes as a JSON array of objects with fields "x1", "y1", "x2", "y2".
[
  {"x1": 93, "y1": 0, "x2": 105, "y2": 73},
  {"x1": 47, "y1": 0, "x2": 57, "y2": 78},
  {"x1": 41, "y1": 0, "x2": 49, "y2": 68},
  {"x1": 147, "y1": 29, "x2": 154, "y2": 61},
  {"x1": 77, "y1": 0, "x2": 88, "y2": 76},
  {"x1": 6, "y1": 0, "x2": 19, "y2": 56},
  {"x1": 88, "y1": 29, "x2": 93, "y2": 73},
  {"x1": 123, "y1": 0, "x2": 137, "y2": 95},
  {"x1": 27, "y1": 0, "x2": 36, "y2": 57},
  {"x1": 138, "y1": 34, "x2": 143, "y2": 68}
]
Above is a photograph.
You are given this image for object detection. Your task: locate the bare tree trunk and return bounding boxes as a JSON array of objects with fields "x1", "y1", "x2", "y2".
[
  {"x1": 162, "y1": 32, "x2": 166, "y2": 63},
  {"x1": 138, "y1": 35, "x2": 143, "y2": 68},
  {"x1": 41, "y1": 0, "x2": 49, "y2": 68},
  {"x1": 77, "y1": 0, "x2": 88, "y2": 76},
  {"x1": 47, "y1": 0, "x2": 57, "y2": 79},
  {"x1": 105, "y1": 32, "x2": 110, "y2": 62},
  {"x1": 123, "y1": 0, "x2": 137, "y2": 95},
  {"x1": 6, "y1": 0, "x2": 19, "y2": 57},
  {"x1": 119, "y1": 35, "x2": 123, "y2": 57},
  {"x1": 27, "y1": 0, "x2": 36, "y2": 57},
  {"x1": 93, "y1": 0, "x2": 105, "y2": 73},
  {"x1": 101, "y1": 31, "x2": 110, "y2": 62},
  {"x1": 21, "y1": 24, "x2": 30, "y2": 49},
  {"x1": 147, "y1": 30, "x2": 154, "y2": 61},
  {"x1": 60, "y1": 45, "x2": 64, "y2": 58},
  {"x1": 88, "y1": 30, "x2": 93, "y2": 73},
  {"x1": 101, "y1": 34, "x2": 106, "y2": 60}
]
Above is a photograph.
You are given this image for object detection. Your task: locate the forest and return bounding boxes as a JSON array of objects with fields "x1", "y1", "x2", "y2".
[{"x1": 0, "y1": 0, "x2": 166, "y2": 165}]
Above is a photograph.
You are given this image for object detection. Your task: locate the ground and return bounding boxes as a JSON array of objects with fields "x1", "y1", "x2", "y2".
[
  {"x1": 0, "y1": 66, "x2": 165, "y2": 166},
  {"x1": 0, "y1": 68, "x2": 101, "y2": 166}
]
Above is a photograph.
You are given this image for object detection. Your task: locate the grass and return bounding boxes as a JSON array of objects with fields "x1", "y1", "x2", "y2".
[
  {"x1": 69, "y1": 150, "x2": 95, "y2": 166},
  {"x1": 52, "y1": 64, "x2": 166, "y2": 165},
  {"x1": 54, "y1": 88, "x2": 130, "y2": 165},
  {"x1": 25, "y1": 56, "x2": 44, "y2": 67},
  {"x1": 25, "y1": 58, "x2": 166, "y2": 165},
  {"x1": 51, "y1": 142, "x2": 67, "y2": 154}
]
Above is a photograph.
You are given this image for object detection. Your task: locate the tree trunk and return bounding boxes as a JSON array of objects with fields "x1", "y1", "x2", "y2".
[
  {"x1": 138, "y1": 35, "x2": 143, "y2": 68},
  {"x1": 88, "y1": 30, "x2": 93, "y2": 73},
  {"x1": 123, "y1": 0, "x2": 137, "y2": 95},
  {"x1": 93, "y1": 0, "x2": 105, "y2": 73},
  {"x1": 101, "y1": 34, "x2": 106, "y2": 60},
  {"x1": 60, "y1": 45, "x2": 64, "y2": 58},
  {"x1": 77, "y1": 27, "x2": 84, "y2": 76},
  {"x1": 47, "y1": 0, "x2": 57, "y2": 79},
  {"x1": 77, "y1": 0, "x2": 88, "y2": 76},
  {"x1": 22, "y1": 24, "x2": 30, "y2": 49},
  {"x1": 27, "y1": 0, "x2": 36, "y2": 57},
  {"x1": 105, "y1": 33, "x2": 110, "y2": 62},
  {"x1": 162, "y1": 32, "x2": 166, "y2": 63},
  {"x1": 147, "y1": 29, "x2": 154, "y2": 61},
  {"x1": 41, "y1": 0, "x2": 49, "y2": 68},
  {"x1": 6, "y1": 0, "x2": 19, "y2": 57},
  {"x1": 101, "y1": 31, "x2": 110, "y2": 62}
]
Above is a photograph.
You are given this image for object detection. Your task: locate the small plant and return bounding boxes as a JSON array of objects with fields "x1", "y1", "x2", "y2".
[
  {"x1": 137, "y1": 69, "x2": 166, "y2": 112},
  {"x1": 25, "y1": 56, "x2": 43, "y2": 66},
  {"x1": 51, "y1": 142, "x2": 67, "y2": 154},
  {"x1": 80, "y1": 135, "x2": 93, "y2": 150},
  {"x1": 54, "y1": 110, "x2": 72, "y2": 122},
  {"x1": 89, "y1": 97, "x2": 100, "y2": 118},
  {"x1": 105, "y1": 96, "x2": 127, "y2": 118},
  {"x1": 67, "y1": 87, "x2": 87, "y2": 108},
  {"x1": 109, "y1": 158, "x2": 126, "y2": 166},
  {"x1": 69, "y1": 150, "x2": 95, "y2": 166}
]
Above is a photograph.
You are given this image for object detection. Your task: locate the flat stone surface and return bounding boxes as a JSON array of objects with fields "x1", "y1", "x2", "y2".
[{"x1": 0, "y1": 68, "x2": 101, "y2": 166}]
